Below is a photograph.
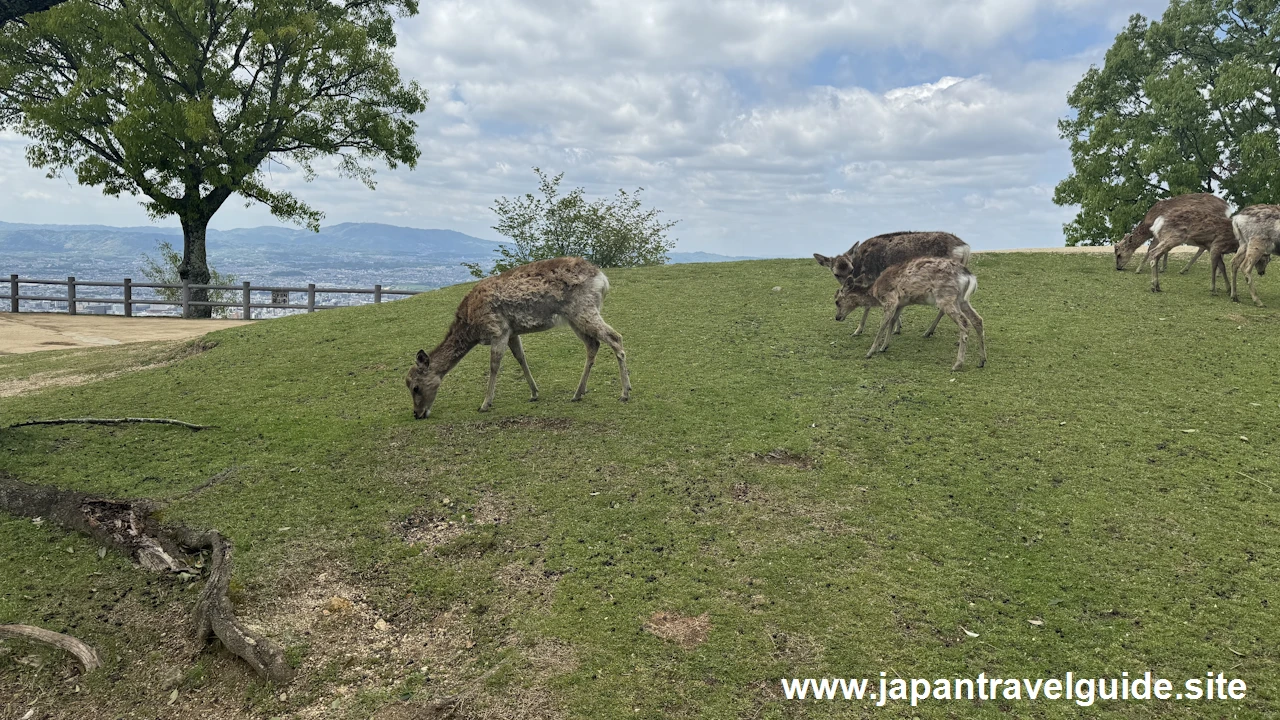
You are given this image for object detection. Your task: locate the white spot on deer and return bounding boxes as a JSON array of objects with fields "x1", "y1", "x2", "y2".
[{"x1": 1150, "y1": 215, "x2": 1166, "y2": 240}]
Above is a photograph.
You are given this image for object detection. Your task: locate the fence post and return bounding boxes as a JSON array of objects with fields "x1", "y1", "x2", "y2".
[
  {"x1": 9, "y1": 274, "x2": 17, "y2": 313},
  {"x1": 123, "y1": 278, "x2": 132, "y2": 317},
  {"x1": 307, "y1": 283, "x2": 316, "y2": 312},
  {"x1": 374, "y1": 284, "x2": 382, "y2": 304},
  {"x1": 242, "y1": 281, "x2": 251, "y2": 320},
  {"x1": 67, "y1": 276, "x2": 76, "y2": 315},
  {"x1": 181, "y1": 279, "x2": 190, "y2": 318}
]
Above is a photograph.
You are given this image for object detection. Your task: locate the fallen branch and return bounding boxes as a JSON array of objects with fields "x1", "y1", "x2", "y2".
[
  {"x1": 5, "y1": 417, "x2": 212, "y2": 431},
  {"x1": 0, "y1": 473, "x2": 294, "y2": 684},
  {"x1": 0, "y1": 624, "x2": 101, "y2": 672}
]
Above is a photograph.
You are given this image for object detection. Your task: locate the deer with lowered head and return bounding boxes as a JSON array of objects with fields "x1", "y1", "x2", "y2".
[
  {"x1": 835, "y1": 256, "x2": 986, "y2": 371},
  {"x1": 405, "y1": 257, "x2": 630, "y2": 419},
  {"x1": 1230, "y1": 204, "x2": 1280, "y2": 307},
  {"x1": 1114, "y1": 193, "x2": 1245, "y2": 293},
  {"x1": 815, "y1": 231, "x2": 970, "y2": 337}
]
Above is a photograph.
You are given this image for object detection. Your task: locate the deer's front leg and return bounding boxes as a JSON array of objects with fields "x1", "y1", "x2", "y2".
[
  {"x1": 852, "y1": 306, "x2": 870, "y2": 335},
  {"x1": 480, "y1": 337, "x2": 506, "y2": 412},
  {"x1": 866, "y1": 304, "x2": 898, "y2": 358}
]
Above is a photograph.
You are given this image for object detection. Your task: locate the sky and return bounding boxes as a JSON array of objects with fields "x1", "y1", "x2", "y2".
[{"x1": 0, "y1": 0, "x2": 1173, "y2": 257}]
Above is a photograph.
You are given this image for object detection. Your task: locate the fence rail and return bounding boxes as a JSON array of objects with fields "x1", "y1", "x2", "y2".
[{"x1": 2, "y1": 274, "x2": 421, "y2": 319}]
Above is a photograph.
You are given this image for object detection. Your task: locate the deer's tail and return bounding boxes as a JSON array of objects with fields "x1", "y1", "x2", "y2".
[{"x1": 960, "y1": 269, "x2": 978, "y2": 303}]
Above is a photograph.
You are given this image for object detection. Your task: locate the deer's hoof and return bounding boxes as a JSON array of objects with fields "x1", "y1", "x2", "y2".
[
  {"x1": 529, "y1": 396, "x2": 539, "y2": 402},
  {"x1": 478, "y1": 404, "x2": 492, "y2": 413},
  {"x1": 571, "y1": 395, "x2": 584, "y2": 402},
  {"x1": 619, "y1": 395, "x2": 630, "y2": 402}
]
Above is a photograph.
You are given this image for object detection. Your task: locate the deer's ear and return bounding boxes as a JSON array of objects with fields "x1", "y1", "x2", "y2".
[
  {"x1": 416, "y1": 349, "x2": 429, "y2": 368},
  {"x1": 813, "y1": 253, "x2": 832, "y2": 267},
  {"x1": 851, "y1": 241, "x2": 861, "y2": 250}
]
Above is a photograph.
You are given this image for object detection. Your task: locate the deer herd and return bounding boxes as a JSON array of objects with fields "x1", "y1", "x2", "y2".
[{"x1": 405, "y1": 192, "x2": 1279, "y2": 418}]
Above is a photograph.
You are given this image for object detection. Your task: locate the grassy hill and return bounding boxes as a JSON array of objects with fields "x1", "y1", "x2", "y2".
[{"x1": 1, "y1": 253, "x2": 1277, "y2": 719}]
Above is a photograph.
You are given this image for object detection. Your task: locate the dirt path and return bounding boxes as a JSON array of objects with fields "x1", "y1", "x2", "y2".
[{"x1": 0, "y1": 313, "x2": 253, "y2": 355}]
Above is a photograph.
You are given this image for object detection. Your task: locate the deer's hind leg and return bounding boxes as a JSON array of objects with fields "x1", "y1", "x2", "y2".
[
  {"x1": 1209, "y1": 247, "x2": 1225, "y2": 293},
  {"x1": 572, "y1": 313, "x2": 630, "y2": 401},
  {"x1": 1179, "y1": 246, "x2": 1205, "y2": 274},
  {"x1": 935, "y1": 300, "x2": 971, "y2": 370},
  {"x1": 508, "y1": 335, "x2": 539, "y2": 401},
  {"x1": 959, "y1": 301, "x2": 986, "y2": 368},
  {"x1": 568, "y1": 326, "x2": 600, "y2": 402},
  {"x1": 922, "y1": 308, "x2": 946, "y2": 338}
]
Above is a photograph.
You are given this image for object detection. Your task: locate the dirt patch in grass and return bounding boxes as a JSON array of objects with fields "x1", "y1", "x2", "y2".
[
  {"x1": 437, "y1": 417, "x2": 574, "y2": 436},
  {"x1": 494, "y1": 560, "x2": 564, "y2": 612},
  {"x1": 398, "y1": 493, "x2": 511, "y2": 551},
  {"x1": 0, "y1": 339, "x2": 216, "y2": 399},
  {"x1": 643, "y1": 611, "x2": 711, "y2": 650},
  {"x1": 0, "y1": 370, "x2": 97, "y2": 398},
  {"x1": 751, "y1": 449, "x2": 814, "y2": 470},
  {"x1": 245, "y1": 571, "x2": 475, "y2": 719}
]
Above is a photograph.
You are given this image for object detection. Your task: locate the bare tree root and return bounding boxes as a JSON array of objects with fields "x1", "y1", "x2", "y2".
[
  {"x1": 4, "y1": 417, "x2": 212, "y2": 431},
  {"x1": 0, "y1": 473, "x2": 295, "y2": 684},
  {"x1": 0, "y1": 624, "x2": 101, "y2": 672}
]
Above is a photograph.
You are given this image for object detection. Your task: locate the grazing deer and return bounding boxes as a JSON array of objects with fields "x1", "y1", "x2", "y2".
[
  {"x1": 405, "y1": 257, "x2": 630, "y2": 418},
  {"x1": 1230, "y1": 204, "x2": 1280, "y2": 307},
  {"x1": 814, "y1": 231, "x2": 970, "y2": 336},
  {"x1": 835, "y1": 257, "x2": 986, "y2": 370},
  {"x1": 1114, "y1": 193, "x2": 1238, "y2": 293}
]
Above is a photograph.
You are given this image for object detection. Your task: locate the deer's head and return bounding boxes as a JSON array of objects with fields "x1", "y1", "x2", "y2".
[
  {"x1": 834, "y1": 276, "x2": 877, "y2": 322},
  {"x1": 1114, "y1": 231, "x2": 1142, "y2": 270},
  {"x1": 814, "y1": 252, "x2": 856, "y2": 282},
  {"x1": 406, "y1": 349, "x2": 443, "y2": 419}
]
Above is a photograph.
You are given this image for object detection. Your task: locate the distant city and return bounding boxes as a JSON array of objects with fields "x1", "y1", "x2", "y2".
[{"x1": 1, "y1": 221, "x2": 756, "y2": 318}]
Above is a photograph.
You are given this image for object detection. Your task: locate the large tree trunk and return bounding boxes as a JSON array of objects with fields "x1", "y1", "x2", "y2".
[
  {"x1": 0, "y1": 0, "x2": 66, "y2": 25},
  {"x1": 178, "y1": 215, "x2": 213, "y2": 319}
]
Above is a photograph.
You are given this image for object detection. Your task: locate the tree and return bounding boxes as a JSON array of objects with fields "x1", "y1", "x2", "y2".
[
  {"x1": 140, "y1": 240, "x2": 238, "y2": 317},
  {"x1": 1054, "y1": 1, "x2": 1280, "y2": 245},
  {"x1": 0, "y1": 1, "x2": 67, "y2": 25},
  {"x1": 0, "y1": 0, "x2": 427, "y2": 316},
  {"x1": 466, "y1": 167, "x2": 678, "y2": 277}
]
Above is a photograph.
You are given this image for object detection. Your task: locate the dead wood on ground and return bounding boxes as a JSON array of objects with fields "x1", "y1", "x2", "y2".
[
  {"x1": 0, "y1": 624, "x2": 101, "y2": 672},
  {"x1": 0, "y1": 473, "x2": 294, "y2": 684}
]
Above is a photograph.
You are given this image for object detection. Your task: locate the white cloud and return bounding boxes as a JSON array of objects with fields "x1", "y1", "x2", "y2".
[{"x1": 0, "y1": 1, "x2": 1173, "y2": 255}]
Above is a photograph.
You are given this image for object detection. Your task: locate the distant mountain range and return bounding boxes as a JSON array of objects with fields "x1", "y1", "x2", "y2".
[{"x1": 0, "y1": 221, "x2": 755, "y2": 288}]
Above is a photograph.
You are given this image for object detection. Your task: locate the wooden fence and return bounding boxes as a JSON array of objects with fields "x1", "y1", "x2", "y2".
[{"x1": 2, "y1": 274, "x2": 421, "y2": 318}]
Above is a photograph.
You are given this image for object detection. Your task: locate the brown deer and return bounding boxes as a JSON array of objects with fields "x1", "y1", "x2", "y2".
[
  {"x1": 405, "y1": 257, "x2": 630, "y2": 418},
  {"x1": 1230, "y1": 204, "x2": 1280, "y2": 307},
  {"x1": 835, "y1": 257, "x2": 986, "y2": 370},
  {"x1": 1114, "y1": 193, "x2": 1239, "y2": 293},
  {"x1": 814, "y1": 231, "x2": 970, "y2": 336}
]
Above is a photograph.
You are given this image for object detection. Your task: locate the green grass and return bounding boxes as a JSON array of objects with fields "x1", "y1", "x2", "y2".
[{"x1": 1, "y1": 253, "x2": 1278, "y2": 719}]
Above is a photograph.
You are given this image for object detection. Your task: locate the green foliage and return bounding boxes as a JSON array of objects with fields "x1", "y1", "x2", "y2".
[
  {"x1": 0, "y1": 0, "x2": 428, "y2": 312},
  {"x1": 139, "y1": 240, "x2": 237, "y2": 318},
  {"x1": 2, "y1": 255, "x2": 1278, "y2": 717},
  {"x1": 1055, "y1": 2, "x2": 1280, "y2": 245},
  {"x1": 466, "y1": 167, "x2": 677, "y2": 277}
]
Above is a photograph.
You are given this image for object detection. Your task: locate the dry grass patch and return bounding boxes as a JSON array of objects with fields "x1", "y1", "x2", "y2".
[
  {"x1": 643, "y1": 611, "x2": 711, "y2": 650},
  {"x1": 750, "y1": 448, "x2": 814, "y2": 470}
]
